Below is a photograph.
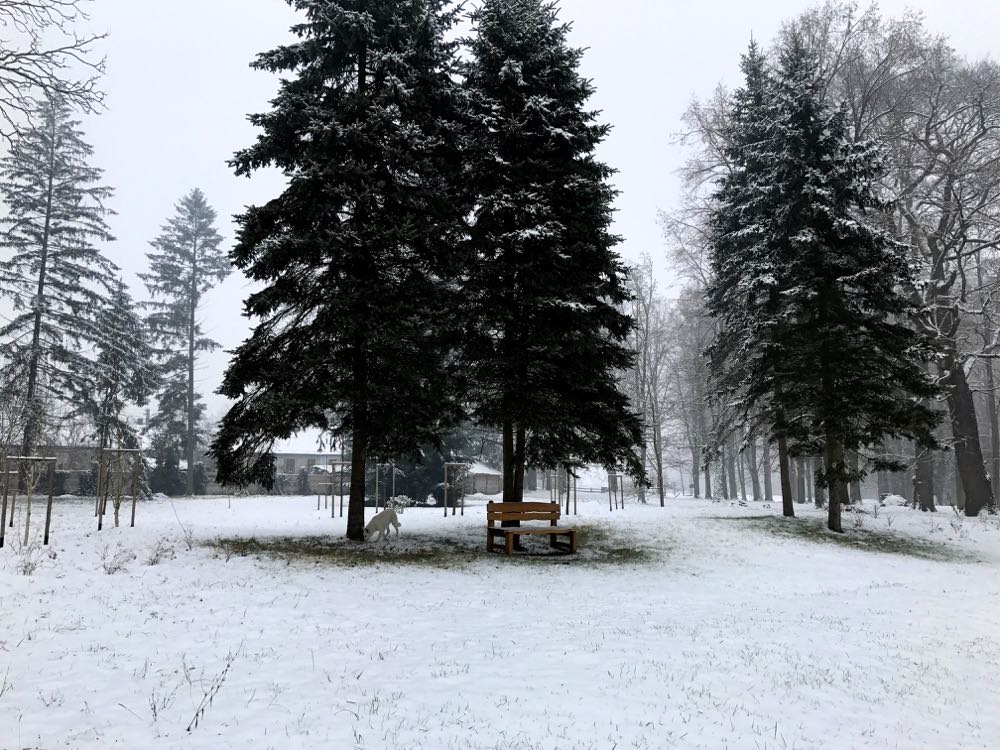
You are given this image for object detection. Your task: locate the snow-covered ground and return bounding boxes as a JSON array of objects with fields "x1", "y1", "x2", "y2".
[{"x1": 1, "y1": 492, "x2": 998, "y2": 749}]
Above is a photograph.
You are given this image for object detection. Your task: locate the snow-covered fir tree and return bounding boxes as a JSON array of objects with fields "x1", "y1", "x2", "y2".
[
  {"x1": 210, "y1": 0, "x2": 470, "y2": 540},
  {"x1": 0, "y1": 95, "x2": 117, "y2": 455},
  {"x1": 706, "y1": 42, "x2": 800, "y2": 517},
  {"x1": 141, "y1": 188, "x2": 229, "y2": 496},
  {"x1": 707, "y1": 35, "x2": 940, "y2": 532},
  {"x1": 462, "y1": 0, "x2": 642, "y2": 501}
]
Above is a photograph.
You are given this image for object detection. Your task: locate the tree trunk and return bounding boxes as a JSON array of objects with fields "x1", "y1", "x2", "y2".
[
  {"x1": 796, "y1": 458, "x2": 806, "y2": 504},
  {"x1": 691, "y1": 449, "x2": 700, "y2": 498},
  {"x1": 747, "y1": 436, "x2": 762, "y2": 502},
  {"x1": 825, "y1": 437, "x2": 844, "y2": 533},
  {"x1": 637, "y1": 437, "x2": 647, "y2": 504},
  {"x1": 955, "y1": 463, "x2": 965, "y2": 511},
  {"x1": 914, "y1": 448, "x2": 936, "y2": 512},
  {"x1": 186, "y1": 261, "x2": 198, "y2": 497},
  {"x1": 703, "y1": 449, "x2": 712, "y2": 500},
  {"x1": 346, "y1": 431, "x2": 367, "y2": 540},
  {"x1": 941, "y1": 356, "x2": 993, "y2": 516},
  {"x1": 20, "y1": 115, "x2": 57, "y2": 459},
  {"x1": 652, "y1": 424, "x2": 665, "y2": 506},
  {"x1": 726, "y1": 439, "x2": 739, "y2": 500},
  {"x1": 718, "y1": 444, "x2": 728, "y2": 500},
  {"x1": 346, "y1": 337, "x2": 368, "y2": 541},
  {"x1": 987, "y1": 358, "x2": 1000, "y2": 511},
  {"x1": 847, "y1": 451, "x2": 862, "y2": 504},
  {"x1": 513, "y1": 425, "x2": 526, "y2": 503},
  {"x1": 737, "y1": 447, "x2": 748, "y2": 502},
  {"x1": 777, "y1": 436, "x2": 794, "y2": 517},
  {"x1": 502, "y1": 417, "x2": 514, "y2": 502},
  {"x1": 762, "y1": 439, "x2": 773, "y2": 503}
]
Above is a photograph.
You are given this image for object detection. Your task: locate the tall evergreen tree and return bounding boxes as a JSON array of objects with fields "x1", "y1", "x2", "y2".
[
  {"x1": 706, "y1": 42, "x2": 799, "y2": 517},
  {"x1": 462, "y1": 0, "x2": 641, "y2": 502},
  {"x1": 210, "y1": 0, "x2": 469, "y2": 540},
  {"x1": 709, "y1": 36, "x2": 940, "y2": 533},
  {"x1": 0, "y1": 95, "x2": 116, "y2": 455},
  {"x1": 141, "y1": 188, "x2": 229, "y2": 496}
]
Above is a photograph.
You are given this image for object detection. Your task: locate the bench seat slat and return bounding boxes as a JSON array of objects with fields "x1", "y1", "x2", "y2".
[
  {"x1": 487, "y1": 513, "x2": 559, "y2": 522},
  {"x1": 487, "y1": 527, "x2": 571, "y2": 536},
  {"x1": 487, "y1": 502, "x2": 559, "y2": 512}
]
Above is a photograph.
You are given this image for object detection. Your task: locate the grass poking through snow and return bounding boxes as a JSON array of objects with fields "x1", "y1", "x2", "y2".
[
  {"x1": 714, "y1": 514, "x2": 980, "y2": 562},
  {"x1": 207, "y1": 522, "x2": 656, "y2": 569}
]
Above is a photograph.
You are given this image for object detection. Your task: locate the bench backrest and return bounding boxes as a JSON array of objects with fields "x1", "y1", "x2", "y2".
[{"x1": 487, "y1": 501, "x2": 560, "y2": 527}]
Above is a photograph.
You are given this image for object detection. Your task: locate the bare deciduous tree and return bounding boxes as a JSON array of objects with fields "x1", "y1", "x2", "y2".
[{"x1": 0, "y1": 0, "x2": 105, "y2": 143}]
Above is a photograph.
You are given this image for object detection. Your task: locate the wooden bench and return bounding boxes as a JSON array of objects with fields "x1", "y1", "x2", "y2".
[{"x1": 486, "y1": 501, "x2": 577, "y2": 555}]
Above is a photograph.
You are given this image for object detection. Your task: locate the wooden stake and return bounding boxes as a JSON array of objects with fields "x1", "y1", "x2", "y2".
[
  {"x1": 130, "y1": 455, "x2": 140, "y2": 528},
  {"x1": 0, "y1": 458, "x2": 8, "y2": 549},
  {"x1": 97, "y1": 457, "x2": 107, "y2": 532},
  {"x1": 43, "y1": 460, "x2": 55, "y2": 545}
]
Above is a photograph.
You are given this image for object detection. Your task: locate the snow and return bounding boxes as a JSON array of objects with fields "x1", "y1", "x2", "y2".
[
  {"x1": 2, "y1": 494, "x2": 999, "y2": 749},
  {"x1": 467, "y1": 461, "x2": 501, "y2": 476}
]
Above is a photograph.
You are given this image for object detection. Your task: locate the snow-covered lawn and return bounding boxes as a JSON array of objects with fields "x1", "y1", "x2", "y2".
[{"x1": 1, "y1": 493, "x2": 998, "y2": 749}]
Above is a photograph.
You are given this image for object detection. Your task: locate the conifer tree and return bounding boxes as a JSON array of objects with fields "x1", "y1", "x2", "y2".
[
  {"x1": 74, "y1": 280, "x2": 158, "y2": 450},
  {"x1": 706, "y1": 42, "x2": 799, "y2": 517},
  {"x1": 210, "y1": 0, "x2": 469, "y2": 540},
  {"x1": 141, "y1": 189, "x2": 229, "y2": 496},
  {"x1": 0, "y1": 95, "x2": 116, "y2": 455},
  {"x1": 708, "y1": 36, "x2": 940, "y2": 532},
  {"x1": 462, "y1": 0, "x2": 641, "y2": 502}
]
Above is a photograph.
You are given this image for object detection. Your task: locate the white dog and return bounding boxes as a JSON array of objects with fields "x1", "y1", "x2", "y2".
[{"x1": 364, "y1": 508, "x2": 401, "y2": 542}]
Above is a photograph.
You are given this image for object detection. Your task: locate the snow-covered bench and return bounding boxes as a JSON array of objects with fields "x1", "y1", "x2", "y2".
[{"x1": 486, "y1": 501, "x2": 577, "y2": 555}]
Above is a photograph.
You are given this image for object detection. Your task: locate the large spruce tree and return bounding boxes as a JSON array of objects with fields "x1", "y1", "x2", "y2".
[
  {"x1": 210, "y1": 0, "x2": 469, "y2": 540},
  {"x1": 141, "y1": 188, "x2": 229, "y2": 496},
  {"x1": 709, "y1": 36, "x2": 940, "y2": 532},
  {"x1": 462, "y1": 0, "x2": 641, "y2": 502},
  {"x1": 706, "y1": 42, "x2": 799, "y2": 517},
  {"x1": 0, "y1": 96, "x2": 117, "y2": 455}
]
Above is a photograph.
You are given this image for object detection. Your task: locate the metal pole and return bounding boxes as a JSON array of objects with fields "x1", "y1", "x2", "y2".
[
  {"x1": 375, "y1": 465, "x2": 380, "y2": 513},
  {"x1": 43, "y1": 460, "x2": 55, "y2": 545},
  {"x1": 129, "y1": 455, "x2": 140, "y2": 528},
  {"x1": 391, "y1": 462, "x2": 395, "y2": 504},
  {"x1": 573, "y1": 472, "x2": 577, "y2": 516},
  {"x1": 339, "y1": 464, "x2": 344, "y2": 518},
  {"x1": 443, "y1": 464, "x2": 448, "y2": 518}
]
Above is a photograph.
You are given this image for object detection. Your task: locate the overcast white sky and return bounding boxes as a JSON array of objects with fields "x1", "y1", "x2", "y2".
[{"x1": 77, "y1": 0, "x2": 998, "y2": 424}]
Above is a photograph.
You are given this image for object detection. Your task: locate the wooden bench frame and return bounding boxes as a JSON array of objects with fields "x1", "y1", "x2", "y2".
[{"x1": 486, "y1": 501, "x2": 577, "y2": 555}]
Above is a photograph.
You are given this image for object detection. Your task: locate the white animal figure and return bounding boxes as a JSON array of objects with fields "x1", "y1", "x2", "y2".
[{"x1": 364, "y1": 508, "x2": 401, "y2": 542}]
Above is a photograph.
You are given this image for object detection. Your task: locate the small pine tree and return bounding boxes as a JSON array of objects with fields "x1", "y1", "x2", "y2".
[
  {"x1": 141, "y1": 189, "x2": 229, "y2": 496},
  {"x1": 462, "y1": 0, "x2": 642, "y2": 501},
  {"x1": 0, "y1": 96, "x2": 117, "y2": 455},
  {"x1": 74, "y1": 279, "x2": 159, "y2": 450}
]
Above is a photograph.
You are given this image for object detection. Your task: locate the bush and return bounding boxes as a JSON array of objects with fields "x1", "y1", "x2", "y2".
[{"x1": 297, "y1": 467, "x2": 311, "y2": 496}]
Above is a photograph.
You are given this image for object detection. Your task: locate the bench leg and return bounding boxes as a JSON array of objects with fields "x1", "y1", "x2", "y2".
[
  {"x1": 505, "y1": 533, "x2": 514, "y2": 555},
  {"x1": 568, "y1": 530, "x2": 577, "y2": 554}
]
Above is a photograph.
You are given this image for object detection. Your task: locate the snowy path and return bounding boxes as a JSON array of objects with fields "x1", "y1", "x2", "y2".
[{"x1": 1, "y1": 494, "x2": 998, "y2": 749}]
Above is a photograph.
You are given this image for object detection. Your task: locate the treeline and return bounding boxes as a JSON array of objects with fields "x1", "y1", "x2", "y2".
[{"x1": 635, "y1": 2, "x2": 1000, "y2": 525}]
